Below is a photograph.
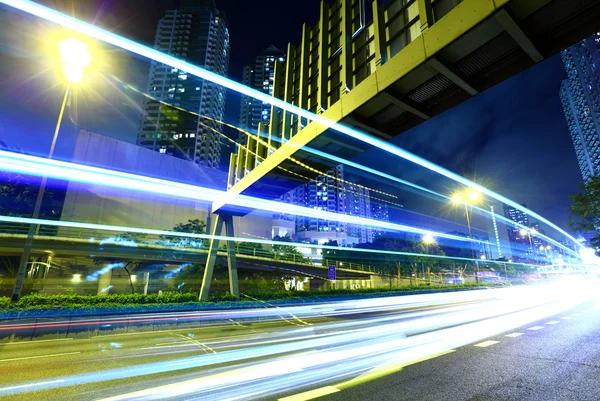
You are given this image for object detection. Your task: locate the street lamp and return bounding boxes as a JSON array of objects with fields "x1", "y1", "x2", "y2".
[
  {"x1": 451, "y1": 189, "x2": 481, "y2": 281},
  {"x1": 422, "y1": 234, "x2": 436, "y2": 245},
  {"x1": 12, "y1": 38, "x2": 91, "y2": 302}
]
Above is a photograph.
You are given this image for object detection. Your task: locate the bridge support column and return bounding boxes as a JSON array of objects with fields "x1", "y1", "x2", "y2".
[{"x1": 199, "y1": 213, "x2": 239, "y2": 301}]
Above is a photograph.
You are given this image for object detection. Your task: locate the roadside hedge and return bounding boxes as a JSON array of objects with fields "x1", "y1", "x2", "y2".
[{"x1": 0, "y1": 282, "x2": 506, "y2": 318}]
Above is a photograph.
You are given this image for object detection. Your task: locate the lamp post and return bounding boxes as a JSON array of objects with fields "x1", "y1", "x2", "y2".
[
  {"x1": 519, "y1": 228, "x2": 536, "y2": 263},
  {"x1": 12, "y1": 38, "x2": 91, "y2": 302},
  {"x1": 451, "y1": 189, "x2": 481, "y2": 282},
  {"x1": 421, "y1": 235, "x2": 436, "y2": 282}
]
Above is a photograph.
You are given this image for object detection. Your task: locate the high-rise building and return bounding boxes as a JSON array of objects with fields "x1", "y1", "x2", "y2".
[
  {"x1": 504, "y1": 204, "x2": 530, "y2": 242},
  {"x1": 276, "y1": 165, "x2": 372, "y2": 246},
  {"x1": 345, "y1": 183, "x2": 372, "y2": 244},
  {"x1": 137, "y1": 1, "x2": 230, "y2": 168},
  {"x1": 371, "y1": 202, "x2": 390, "y2": 240},
  {"x1": 560, "y1": 33, "x2": 600, "y2": 183},
  {"x1": 239, "y1": 46, "x2": 285, "y2": 141},
  {"x1": 486, "y1": 202, "x2": 512, "y2": 260}
]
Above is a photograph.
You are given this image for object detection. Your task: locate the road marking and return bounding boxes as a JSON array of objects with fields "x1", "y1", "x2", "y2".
[
  {"x1": 0, "y1": 338, "x2": 73, "y2": 345},
  {"x1": 527, "y1": 326, "x2": 544, "y2": 331},
  {"x1": 546, "y1": 321, "x2": 560, "y2": 325},
  {"x1": 560, "y1": 317, "x2": 572, "y2": 320},
  {"x1": 279, "y1": 386, "x2": 340, "y2": 401},
  {"x1": 0, "y1": 379, "x2": 65, "y2": 392},
  {"x1": 0, "y1": 351, "x2": 81, "y2": 363},
  {"x1": 176, "y1": 334, "x2": 217, "y2": 355},
  {"x1": 571, "y1": 313, "x2": 582, "y2": 316},
  {"x1": 474, "y1": 340, "x2": 499, "y2": 347},
  {"x1": 505, "y1": 332, "x2": 523, "y2": 338}
]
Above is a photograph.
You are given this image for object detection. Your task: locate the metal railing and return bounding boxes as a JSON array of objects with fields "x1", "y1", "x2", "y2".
[{"x1": 0, "y1": 223, "x2": 379, "y2": 275}]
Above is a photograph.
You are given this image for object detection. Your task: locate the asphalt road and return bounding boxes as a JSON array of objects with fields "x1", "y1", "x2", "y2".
[
  {"x1": 312, "y1": 301, "x2": 600, "y2": 401},
  {"x1": 0, "y1": 281, "x2": 598, "y2": 401}
]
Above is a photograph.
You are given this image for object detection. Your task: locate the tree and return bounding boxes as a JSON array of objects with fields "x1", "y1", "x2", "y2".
[
  {"x1": 173, "y1": 219, "x2": 206, "y2": 234},
  {"x1": 272, "y1": 235, "x2": 309, "y2": 263},
  {"x1": 570, "y1": 176, "x2": 600, "y2": 254},
  {"x1": 236, "y1": 242, "x2": 264, "y2": 256},
  {"x1": 162, "y1": 219, "x2": 207, "y2": 248}
]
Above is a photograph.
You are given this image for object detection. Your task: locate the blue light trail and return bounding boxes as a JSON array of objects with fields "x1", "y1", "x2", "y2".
[
  {"x1": 0, "y1": 150, "x2": 480, "y2": 244},
  {"x1": 0, "y1": 0, "x2": 581, "y2": 250},
  {"x1": 0, "y1": 215, "x2": 514, "y2": 266}
]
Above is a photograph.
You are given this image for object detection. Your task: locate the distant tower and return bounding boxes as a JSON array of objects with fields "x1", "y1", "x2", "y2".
[
  {"x1": 238, "y1": 45, "x2": 285, "y2": 142},
  {"x1": 560, "y1": 33, "x2": 600, "y2": 182},
  {"x1": 137, "y1": 0, "x2": 230, "y2": 168},
  {"x1": 371, "y1": 202, "x2": 390, "y2": 239}
]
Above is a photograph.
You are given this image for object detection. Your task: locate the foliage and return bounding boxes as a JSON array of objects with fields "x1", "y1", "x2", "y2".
[
  {"x1": 272, "y1": 235, "x2": 310, "y2": 262},
  {"x1": 0, "y1": 283, "x2": 505, "y2": 314},
  {"x1": 118, "y1": 232, "x2": 148, "y2": 242},
  {"x1": 570, "y1": 176, "x2": 600, "y2": 253},
  {"x1": 321, "y1": 235, "x2": 450, "y2": 276},
  {"x1": 161, "y1": 219, "x2": 208, "y2": 248},
  {"x1": 0, "y1": 171, "x2": 66, "y2": 220},
  {"x1": 236, "y1": 242, "x2": 264, "y2": 255}
]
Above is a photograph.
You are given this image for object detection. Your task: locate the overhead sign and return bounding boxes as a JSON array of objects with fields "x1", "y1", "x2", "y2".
[{"x1": 328, "y1": 265, "x2": 336, "y2": 281}]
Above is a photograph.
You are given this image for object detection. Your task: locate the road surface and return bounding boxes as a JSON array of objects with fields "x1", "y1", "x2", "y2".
[{"x1": 0, "y1": 281, "x2": 598, "y2": 400}]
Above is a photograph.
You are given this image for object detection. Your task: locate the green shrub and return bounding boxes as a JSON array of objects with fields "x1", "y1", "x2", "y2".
[{"x1": 0, "y1": 282, "x2": 505, "y2": 314}]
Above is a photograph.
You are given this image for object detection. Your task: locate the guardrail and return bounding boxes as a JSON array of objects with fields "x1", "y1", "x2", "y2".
[{"x1": 0, "y1": 223, "x2": 380, "y2": 275}]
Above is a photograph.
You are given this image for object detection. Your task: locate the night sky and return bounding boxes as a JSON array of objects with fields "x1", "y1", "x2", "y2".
[{"x1": 0, "y1": 0, "x2": 584, "y2": 235}]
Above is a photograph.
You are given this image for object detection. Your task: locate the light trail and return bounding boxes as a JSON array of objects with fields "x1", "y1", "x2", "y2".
[
  {"x1": 0, "y1": 215, "x2": 515, "y2": 267},
  {"x1": 0, "y1": 283, "x2": 593, "y2": 399},
  {"x1": 110, "y1": 74, "x2": 576, "y2": 256},
  {"x1": 0, "y1": 0, "x2": 582, "y2": 250},
  {"x1": 0, "y1": 150, "x2": 479, "y2": 244},
  {"x1": 110, "y1": 74, "x2": 403, "y2": 209}
]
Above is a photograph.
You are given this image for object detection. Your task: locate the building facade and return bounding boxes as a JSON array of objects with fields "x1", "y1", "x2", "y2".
[
  {"x1": 275, "y1": 165, "x2": 373, "y2": 246},
  {"x1": 137, "y1": 1, "x2": 230, "y2": 168},
  {"x1": 238, "y1": 45, "x2": 285, "y2": 142},
  {"x1": 486, "y1": 202, "x2": 513, "y2": 260},
  {"x1": 370, "y1": 202, "x2": 390, "y2": 240},
  {"x1": 560, "y1": 33, "x2": 600, "y2": 183}
]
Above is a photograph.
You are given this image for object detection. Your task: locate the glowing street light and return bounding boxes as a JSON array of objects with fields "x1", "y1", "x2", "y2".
[
  {"x1": 422, "y1": 235, "x2": 436, "y2": 245},
  {"x1": 451, "y1": 193, "x2": 464, "y2": 204},
  {"x1": 12, "y1": 38, "x2": 93, "y2": 302},
  {"x1": 467, "y1": 190, "x2": 480, "y2": 202},
  {"x1": 58, "y1": 38, "x2": 92, "y2": 83}
]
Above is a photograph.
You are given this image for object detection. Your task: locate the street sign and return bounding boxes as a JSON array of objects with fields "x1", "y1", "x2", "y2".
[{"x1": 328, "y1": 265, "x2": 336, "y2": 280}]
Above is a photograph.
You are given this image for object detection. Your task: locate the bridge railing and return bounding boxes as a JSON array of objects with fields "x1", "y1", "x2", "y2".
[{"x1": 0, "y1": 223, "x2": 379, "y2": 275}]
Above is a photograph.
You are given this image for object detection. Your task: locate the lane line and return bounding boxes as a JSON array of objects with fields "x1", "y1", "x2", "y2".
[
  {"x1": 545, "y1": 321, "x2": 560, "y2": 325},
  {"x1": 527, "y1": 326, "x2": 544, "y2": 331},
  {"x1": 0, "y1": 338, "x2": 73, "y2": 345},
  {"x1": 474, "y1": 340, "x2": 499, "y2": 348},
  {"x1": 560, "y1": 317, "x2": 572, "y2": 320},
  {"x1": 279, "y1": 386, "x2": 340, "y2": 401},
  {"x1": 571, "y1": 313, "x2": 582, "y2": 316},
  {"x1": 505, "y1": 332, "x2": 523, "y2": 338},
  {"x1": 0, "y1": 379, "x2": 65, "y2": 392},
  {"x1": 0, "y1": 351, "x2": 81, "y2": 363}
]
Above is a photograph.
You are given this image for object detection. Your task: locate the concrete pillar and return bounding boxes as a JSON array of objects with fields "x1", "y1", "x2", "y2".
[{"x1": 97, "y1": 269, "x2": 113, "y2": 296}]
